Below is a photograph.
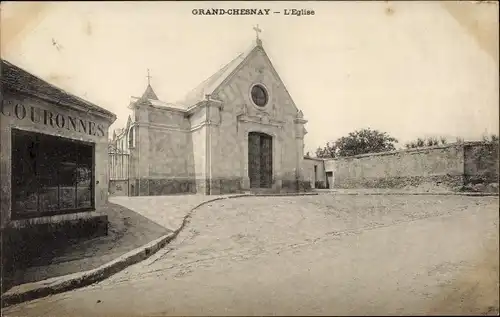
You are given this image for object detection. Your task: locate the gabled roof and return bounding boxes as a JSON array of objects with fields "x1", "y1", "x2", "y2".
[
  {"x1": 128, "y1": 39, "x2": 302, "y2": 115},
  {"x1": 1, "y1": 59, "x2": 116, "y2": 120},
  {"x1": 176, "y1": 43, "x2": 257, "y2": 107},
  {"x1": 175, "y1": 40, "x2": 301, "y2": 115}
]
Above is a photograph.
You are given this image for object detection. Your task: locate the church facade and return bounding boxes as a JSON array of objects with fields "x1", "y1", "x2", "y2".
[{"x1": 110, "y1": 37, "x2": 310, "y2": 195}]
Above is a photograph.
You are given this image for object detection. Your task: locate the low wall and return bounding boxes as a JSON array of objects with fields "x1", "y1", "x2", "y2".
[
  {"x1": 126, "y1": 177, "x2": 312, "y2": 196},
  {"x1": 2, "y1": 214, "x2": 108, "y2": 293},
  {"x1": 332, "y1": 142, "x2": 499, "y2": 192},
  {"x1": 109, "y1": 180, "x2": 129, "y2": 196},
  {"x1": 136, "y1": 178, "x2": 197, "y2": 196},
  {"x1": 281, "y1": 179, "x2": 312, "y2": 193}
]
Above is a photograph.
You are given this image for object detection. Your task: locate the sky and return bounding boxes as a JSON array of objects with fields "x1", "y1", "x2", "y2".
[{"x1": 2, "y1": 1, "x2": 498, "y2": 154}]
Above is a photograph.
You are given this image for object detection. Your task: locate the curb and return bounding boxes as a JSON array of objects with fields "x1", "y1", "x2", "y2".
[
  {"x1": 1, "y1": 232, "x2": 176, "y2": 308},
  {"x1": 252, "y1": 192, "x2": 318, "y2": 197},
  {"x1": 1, "y1": 191, "x2": 318, "y2": 308},
  {"x1": 0, "y1": 194, "x2": 242, "y2": 307},
  {"x1": 316, "y1": 191, "x2": 499, "y2": 197}
]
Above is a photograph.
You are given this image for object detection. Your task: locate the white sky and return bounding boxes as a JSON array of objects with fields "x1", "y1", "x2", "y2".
[{"x1": 2, "y1": 1, "x2": 498, "y2": 153}]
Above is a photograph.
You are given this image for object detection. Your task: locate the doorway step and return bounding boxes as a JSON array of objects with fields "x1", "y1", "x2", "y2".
[{"x1": 243, "y1": 188, "x2": 280, "y2": 195}]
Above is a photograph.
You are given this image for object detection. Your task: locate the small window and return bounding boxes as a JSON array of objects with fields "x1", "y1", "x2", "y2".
[
  {"x1": 128, "y1": 127, "x2": 135, "y2": 148},
  {"x1": 251, "y1": 84, "x2": 268, "y2": 107}
]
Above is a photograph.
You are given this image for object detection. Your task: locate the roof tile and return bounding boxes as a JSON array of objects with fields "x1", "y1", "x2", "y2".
[{"x1": 1, "y1": 59, "x2": 115, "y2": 119}]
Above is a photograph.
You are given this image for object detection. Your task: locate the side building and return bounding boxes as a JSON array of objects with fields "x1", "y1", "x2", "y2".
[{"x1": 1, "y1": 59, "x2": 116, "y2": 277}]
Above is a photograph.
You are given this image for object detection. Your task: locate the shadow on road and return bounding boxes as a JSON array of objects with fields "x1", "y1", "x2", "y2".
[{"x1": 2, "y1": 203, "x2": 170, "y2": 292}]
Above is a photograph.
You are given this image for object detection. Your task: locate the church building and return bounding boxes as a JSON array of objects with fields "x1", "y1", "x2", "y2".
[{"x1": 109, "y1": 29, "x2": 310, "y2": 195}]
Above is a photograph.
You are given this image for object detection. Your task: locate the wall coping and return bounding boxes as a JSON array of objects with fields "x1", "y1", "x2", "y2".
[
  {"x1": 313, "y1": 141, "x2": 499, "y2": 162},
  {"x1": 304, "y1": 157, "x2": 324, "y2": 162}
]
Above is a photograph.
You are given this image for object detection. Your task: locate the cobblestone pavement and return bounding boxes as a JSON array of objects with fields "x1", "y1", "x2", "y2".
[
  {"x1": 109, "y1": 194, "x2": 236, "y2": 230},
  {"x1": 4, "y1": 195, "x2": 499, "y2": 316}
]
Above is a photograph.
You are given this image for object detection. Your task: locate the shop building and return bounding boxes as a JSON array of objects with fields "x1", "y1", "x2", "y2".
[{"x1": 1, "y1": 59, "x2": 116, "y2": 234}]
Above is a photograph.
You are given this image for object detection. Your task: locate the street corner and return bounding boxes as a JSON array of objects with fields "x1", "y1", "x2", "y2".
[{"x1": 1, "y1": 202, "x2": 173, "y2": 307}]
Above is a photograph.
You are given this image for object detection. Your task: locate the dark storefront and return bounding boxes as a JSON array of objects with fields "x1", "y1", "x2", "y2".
[{"x1": 11, "y1": 129, "x2": 95, "y2": 220}]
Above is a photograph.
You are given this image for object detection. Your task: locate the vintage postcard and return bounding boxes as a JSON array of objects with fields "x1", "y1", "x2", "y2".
[{"x1": 1, "y1": 1, "x2": 498, "y2": 316}]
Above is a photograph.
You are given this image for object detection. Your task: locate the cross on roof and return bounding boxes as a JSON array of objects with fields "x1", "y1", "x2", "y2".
[
  {"x1": 146, "y1": 69, "x2": 152, "y2": 86},
  {"x1": 253, "y1": 24, "x2": 262, "y2": 40}
]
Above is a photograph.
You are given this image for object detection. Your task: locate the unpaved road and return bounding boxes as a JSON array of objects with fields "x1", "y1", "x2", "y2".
[{"x1": 4, "y1": 195, "x2": 499, "y2": 316}]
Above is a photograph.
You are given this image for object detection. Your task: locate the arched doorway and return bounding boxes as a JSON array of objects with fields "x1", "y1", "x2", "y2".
[{"x1": 248, "y1": 132, "x2": 273, "y2": 188}]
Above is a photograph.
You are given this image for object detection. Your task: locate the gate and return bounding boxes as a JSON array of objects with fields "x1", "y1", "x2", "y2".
[{"x1": 108, "y1": 149, "x2": 130, "y2": 196}]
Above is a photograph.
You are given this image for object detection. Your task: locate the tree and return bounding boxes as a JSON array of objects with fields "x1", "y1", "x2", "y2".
[
  {"x1": 316, "y1": 128, "x2": 398, "y2": 158},
  {"x1": 315, "y1": 142, "x2": 337, "y2": 158},
  {"x1": 483, "y1": 134, "x2": 499, "y2": 143},
  {"x1": 405, "y1": 136, "x2": 449, "y2": 149}
]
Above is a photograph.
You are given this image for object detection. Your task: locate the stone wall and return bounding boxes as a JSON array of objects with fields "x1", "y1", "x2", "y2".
[
  {"x1": 148, "y1": 107, "x2": 189, "y2": 129},
  {"x1": 208, "y1": 177, "x2": 243, "y2": 194},
  {"x1": 142, "y1": 178, "x2": 196, "y2": 195},
  {"x1": 463, "y1": 142, "x2": 499, "y2": 191},
  {"x1": 129, "y1": 105, "x2": 197, "y2": 196},
  {"x1": 330, "y1": 142, "x2": 499, "y2": 192},
  {"x1": 148, "y1": 128, "x2": 194, "y2": 178},
  {"x1": 280, "y1": 180, "x2": 312, "y2": 193}
]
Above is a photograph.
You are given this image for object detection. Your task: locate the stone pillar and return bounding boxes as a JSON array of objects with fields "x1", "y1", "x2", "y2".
[
  {"x1": 205, "y1": 97, "x2": 222, "y2": 195},
  {"x1": 294, "y1": 110, "x2": 308, "y2": 191},
  {"x1": 135, "y1": 104, "x2": 150, "y2": 195},
  {"x1": 240, "y1": 124, "x2": 250, "y2": 191}
]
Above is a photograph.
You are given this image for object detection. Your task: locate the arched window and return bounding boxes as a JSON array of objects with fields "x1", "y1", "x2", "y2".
[{"x1": 128, "y1": 127, "x2": 135, "y2": 148}]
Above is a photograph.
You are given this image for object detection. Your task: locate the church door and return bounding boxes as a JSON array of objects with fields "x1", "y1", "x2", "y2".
[{"x1": 248, "y1": 132, "x2": 273, "y2": 188}]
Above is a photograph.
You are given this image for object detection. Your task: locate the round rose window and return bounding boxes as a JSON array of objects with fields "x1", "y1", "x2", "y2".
[{"x1": 251, "y1": 84, "x2": 268, "y2": 107}]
